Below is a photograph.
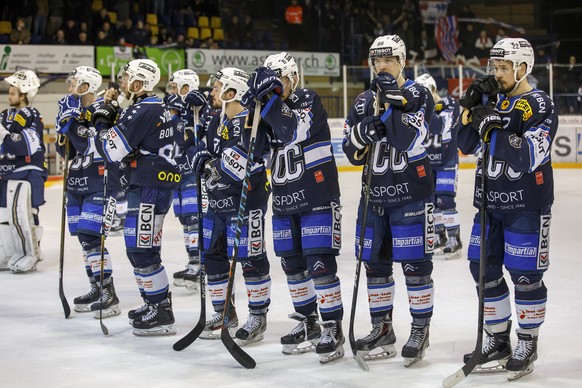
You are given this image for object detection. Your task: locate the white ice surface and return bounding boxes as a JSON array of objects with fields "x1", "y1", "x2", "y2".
[{"x1": 1, "y1": 169, "x2": 581, "y2": 388}]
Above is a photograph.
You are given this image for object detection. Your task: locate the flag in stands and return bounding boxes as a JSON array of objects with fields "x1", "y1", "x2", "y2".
[{"x1": 435, "y1": 16, "x2": 460, "y2": 61}]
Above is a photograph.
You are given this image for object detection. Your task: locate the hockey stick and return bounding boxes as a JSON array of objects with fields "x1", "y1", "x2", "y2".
[
  {"x1": 349, "y1": 91, "x2": 384, "y2": 372},
  {"x1": 173, "y1": 106, "x2": 208, "y2": 351},
  {"x1": 97, "y1": 165, "x2": 115, "y2": 336},
  {"x1": 218, "y1": 100, "x2": 262, "y2": 369},
  {"x1": 443, "y1": 97, "x2": 490, "y2": 387},
  {"x1": 58, "y1": 137, "x2": 71, "y2": 319}
]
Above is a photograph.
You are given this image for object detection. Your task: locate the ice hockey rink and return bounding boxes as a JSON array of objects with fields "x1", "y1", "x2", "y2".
[{"x1": 1, "y1": 168, "x2": 581, "y2": 388}]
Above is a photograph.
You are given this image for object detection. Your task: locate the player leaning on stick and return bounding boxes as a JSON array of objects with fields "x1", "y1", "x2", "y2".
[
  {"x1": 55, "y1": 66, "x2": 121, "y2": 318},
  {"x1": 0, "y1": 69, "x2": 47, "y2": 273},
  {"x1": 342, "y1": 34, "x2": 436, "y2": 367},
  {"x1": 457, "y1": 37, "x2": 557, "y2": 381}
]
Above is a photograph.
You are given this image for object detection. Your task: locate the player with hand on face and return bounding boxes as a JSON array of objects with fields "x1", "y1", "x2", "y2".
[
  {"x1": 0, "y1": 69, "x2": 47, "y2": 273},
  {"x1": 457, "y1": 38, "x2": 557, "y2": 381},
  {"x1": 343, "y1": 35, "x2": 436, "y2": 367}
]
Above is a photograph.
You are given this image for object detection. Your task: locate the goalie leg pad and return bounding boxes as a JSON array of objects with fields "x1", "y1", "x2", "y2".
[{"x1": 6, "y1": 180, "x2": 42, "y2": 272}]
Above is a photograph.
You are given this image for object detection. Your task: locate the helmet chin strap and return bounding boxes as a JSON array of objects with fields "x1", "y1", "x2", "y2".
[{"x1": 509, "y1": 68, "x2": 527, "y2": 94}]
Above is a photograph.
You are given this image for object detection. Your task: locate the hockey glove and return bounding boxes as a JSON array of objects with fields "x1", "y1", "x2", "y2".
[
  {"x1": 185, "y1": 90, "x2": 208, "y2": 107},
  {"x1": 249, "y1": 67, "x2": 283, "y2": 101},
  {"x1": 241, "y1": 88, "x2": 258, "y2": 111},
  {"x1": 57, "y1": 94, "x2": 82, "y2": 132},
  {"x1": 371, "y1": 72, "x2": 406, "y2": 107},
  {"x1": 472, "y1": 104, "x2": 502, "y2": 143},
  {"x1": 192, "y1": 148, "x2": 213, "y2": 173},
  {"x1": 92, "y1": 102, "x2": 119, "y2": 130},
  {"x1": 164, "y1": 93, "x2": 187, "y2": 112},
  {"x1": 459, "y1": 76, "x2": 501, "y2": 109},
  {"x1": 350, "y1": 116, "x2": 386, "y2": 149}
]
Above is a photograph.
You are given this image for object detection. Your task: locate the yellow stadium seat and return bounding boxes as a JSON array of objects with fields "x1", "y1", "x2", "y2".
[
  {"x1": 199, "y1": 27, "x2": 212, "y2": 40},
  {"x1": 198, "y1": 16, "x2": 209, "y2": 28},
  {"x1": 107, "y1": 11, "x2": 117, "y2": 24},
  {"x1": 213, "y1": 28, "x2": 224, "y2": 41},
  {"x1": 146, "y1": 13, "x2": 158, "y2": 26},
  {"x1": 150, "y1": 25, "x2": 159, "y2": 36},
  {"x1": 91, "y1": 0, "x2": 103, "y2": 12},
  {"x1": 0, "y1": 20, "x2": 12, "y2": 35},
  {"x1": 210, "y1": 16, "x2": 221, "y2": 29},
  {"x1": 187, "y1": 27, "x2": 199, "y2": 40}
]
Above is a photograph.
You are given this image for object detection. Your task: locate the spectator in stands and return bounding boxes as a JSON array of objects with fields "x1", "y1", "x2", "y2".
[
  {"x1": 10, "y1": 18, "x2": 31, "y2": 44},
  {"x1": 225, "y1": 13, "x2": 245, "y2": 49},
  {"x1": 285, "y1": 0, "x2": 303, "y2": 50},
  {"x1": 16, "y1": 0, "x2": 34, "y2": 29},
  {"x1": 93, "y1": 7, "x2": 111, "y2": 37},
  {"x1": 474, "y1": 29, "x2": 493, "y2": 59},
  {"x1": 495, "y1": 28, "x2": 508, "y2": 43},
  {"x1": 33, "y1": 0, "x2": 49, "y2": 37},
  {"x1": 46, "y1": 0, "x2": 65, "y2": 37},
  {"x1": 62, "y1": 19, "x2": 78, "y2": 43},
  {"x1": 51, "y1": 28, "x2": 67, "y2": 44},
  {"x1": 458, "y1": 22, "x2": 478, "y2": 62},
  {"x1": 417, "y1": 29, "x2": 438, "y2": 62},
  {"x1": 242, "y1": 14, "x2": 256, "y2": 49},
  {"x1": 116, "y1": 18, "x2": 133, "y2": 42},
  {"x1": 564, "y1": 55, "x2": 582, "y2": 114},
  {"x1": 75, "y1": 30, "x2": 91, "y2": 45},
  {"x1": 128, "y1": 19, "x2": 149, "y2": 46},
  {"x1": 98, "y1": 21, "x2": 115, "y2": 45},
  {"x1": 114, "y1": 0, "x2": 131, "y2": 26}
]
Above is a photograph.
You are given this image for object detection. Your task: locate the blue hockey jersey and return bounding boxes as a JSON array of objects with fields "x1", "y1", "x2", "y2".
[
  {"x1": 343, "y1": 79, "x2": 434, "y2": 207},
  {"x1": 260, "y1": 88, "x2": 341, "y2": 215},
  {"x1": 457, "y1": 89, "x2": 557, "y2": 212},
  {"x1": 425, "y1": 96, "x2": 461, "y2": 167}
]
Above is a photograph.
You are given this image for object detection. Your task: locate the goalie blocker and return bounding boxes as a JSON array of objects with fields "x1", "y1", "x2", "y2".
[{"x1": 0, "y1": 180, "x2": 43, "y2": 272}]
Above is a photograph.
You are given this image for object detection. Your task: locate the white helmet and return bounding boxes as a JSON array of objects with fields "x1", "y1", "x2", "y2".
[
  {"x1": 67, "y1": 66, "x2": 102, "y2": 96},
  {"x1": 264, "y1": 52, "x2": 299, "y2": 91},
  {"x1": 488, "y1": 38, "x2": 534, "y2": 83},
  {"x1": 118, "y1": 58, "x2": 160, "y2": 94},
  {"x1": 5, "y1": 69, "x2": 40, "y2": 99},
  {"x1": 368, "y1": 34, "x2": 406, "y2": 73},
  {"x1": 415, "y1": 73, "x2": 437, "y2": 93},
  {"x1": 168, "y1": 69, "x2": 200, "y2": 97},
  {"x1": 209, "y1": 67, "x2": 249, "y2": 103}
]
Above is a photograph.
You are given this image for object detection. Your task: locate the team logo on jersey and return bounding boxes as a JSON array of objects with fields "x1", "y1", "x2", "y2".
[
  {"x1": 500, "y1": 99, "x2": 511, "y2": 110},
  {"x1": 537, "y1": 214, "x2": 551, "y2": 269},
  {"x1": 515, "y1": 99, "x2": 532, "y2": 121},
  {"x1": 535, "y1": 171, "x2": 544, "y2": 185},
  {"x1": 14, "y1": 113, "x2": 26, "y2": 127},
  {"x1": 10, "y1": 133, "x2": 21, "y2": 141},
  {"x1": 416, "y1": 165, "x2": 427, "y2": 178},
  {"x1": 314, "y1": 170, "x2": 324, "y2": 183},
  {"x1": 508, "y1": 134, "x2": 522, "y2": 148},
  {"x1": 220, "y1": 123, "x2": 229, "y2": 140}
]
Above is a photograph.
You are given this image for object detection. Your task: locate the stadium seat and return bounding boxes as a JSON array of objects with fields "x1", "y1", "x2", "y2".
[
  {"x1": 150, "y1": 24, "x2": 159, "y2": 36},
  {"x1": 213, "y1": 28, "x2": 224, "y2": 42},
  {"x1": 108, "y1": 11, "x2": 117, "y2": 24},
  {"x1": 187, "y1": 27, "x2": 199, "y2": 40},
  {"x1": 200, "y1": 27, "x2": 212, "y2": 40},
  {"x1": 91, "y1": 0, "x2": 103, "y2": 12},
  {"x1": 210, "y1": 16, "x2": 221, "y2": 29},
  {"x1": 198, "y1": 16, "x2": 209, "y2": 28},
  {"x1": 0, "y1": 20, "x2": 12, "y2": 35},
  {"x1": 146, "y1": 13, "x2": 158, "y2": 26}
]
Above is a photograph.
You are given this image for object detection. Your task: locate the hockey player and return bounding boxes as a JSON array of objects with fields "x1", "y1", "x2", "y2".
[
  {"x1": 95, "y1": 58, "x2": 180, "y2": 336},
  {"x1": 342, "y1": 35, "x2": 435, "y2": 367},
  {"x1": 457, "y1": 38, "x2": 557, "y2": 380},
  {"x1": 0, "y1": 69, "x2": 46, "y2": 273},
  {"x1": 164, "y1": 69, "x2": 204, "y2": 291},
  {"x1": 243, "y1": 53, "x2": 345, "y2": 363},
  {"x1": 193, "y1": 67, "x2": 272, "y2": 345},
  {"x1": 54, "y1": 66, "x2": 121, "y2": 318},
  {"x1": 415, "y1": 74, "x2": 463, "y2": 259}
]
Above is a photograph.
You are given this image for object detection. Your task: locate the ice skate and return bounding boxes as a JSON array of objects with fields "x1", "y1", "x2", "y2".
[
  {"x1": 73, "y1": 283, "x2": 100, "y2": 312},
  {"x1": 128, "y1": 301, "x2": 150, "y2": 325},
  {"x1": 200, "y1": 308, "x2": 238, "y2": 339},
  {"x1": 9, "y1": 254, "x2": 40, "y2": 273},
  {"x1": 173, "y1": 261, "x2": 200, "y2": 291},
  {"x1": 316, "y1": 320, "x2": 345, "y2": 364},
  {"x1": 356, "y1": 316, "x2": 397, "y2": 361},
  {"x1": 441, "y1": 235, "x2": 463, "y2": 260},
  {"x1": 506, "y1": 332, "x2": 538, "y2": 381},
  {"x1": 281, "y1": 312, "x2": 321, "y2": 355},
  {"x1": 132, "y1": 297, "x2": 177, "y2": 336},
  {"x1": 235, "y1": 313, "x2": 267, "y2": 346},
  {"x1": 463, "y1": 321, "x2": 512, "y2": 373},
  {"x1": 432, "y1": 229, "x2": 447, "y2": 256},
  {"x1": 109, "y1": 215, "x2": 125, "y2": 235},
  {"x1": 90, "y1": 283, "x2": 121, "y2": 319},
  {"x1": 402, "y1": 324, "x2": 429, "y2": 367}
]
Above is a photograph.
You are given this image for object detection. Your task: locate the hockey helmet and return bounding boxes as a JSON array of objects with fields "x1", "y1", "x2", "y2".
[
  {"x1": 264, "y1": 52, "x2": 299, "y2": 91},
  {"x1": 168, "y1": 69, "x2": 200, "y2": 97},
  {"x1": 487, "y1": 38, "x2": 534, "y2": 81},
  {"x1": 368, "y1": 35, "x2": 406, "y2": 71},
  {"x1": 209, "y1": 67, "x2": 250, "y2": 103},
  {"x1": 415, "y1": 73, "x2": 437, "y2": 93},
  {"x1": 67, "y1": 66, "x2": 102, "y2": 95},
  {"x1": 5, "y1": 69, "x2": 40, "y2": 98},
  {"x1": 118, "y1": 58, "x2": 160, "y2": 93}
]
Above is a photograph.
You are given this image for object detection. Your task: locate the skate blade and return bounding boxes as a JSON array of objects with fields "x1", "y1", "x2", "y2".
[
  {"x1": 508, "y1": 363, "x2": 534, "y2": 381},
  {"x1": 282, "y1": 339, "x2": 318, "y2": 355},
  {"x1": 403, "y1": 349, "x2": 426, "y2": 367},
  {"x1": 235, "y1": 332, "x2": 264, "y2": 346},
  {"x1": 93, "y1": 306, "x2": 121, "y2": 319},
  {"x1": 184, "y1": 280, "x2": 200, "y2": 292},
  {"x1": 133, "y1": 324, "x2": 177, "y2": 336},
  {"x1": 200, "y1": 324, "x2": 238, "y2": 340},
  {"x1": 173, "y1": 278, "x2": 186, "y2": 287},
  {"x1": 445, "y1": 250, "x2": 463, "y2": 260},
  {"x1": 472, "y1": 359, "x2": 509, "y2": 373},
  {"x1": 318, "y1": 345, "x2": 345, "y2": 364},
  {"x1": 359, "y1": 344, "x2": 398, "y2": 361},
  {"x1": 74, "y1": 304, "x2": 93, "y2": 313}
]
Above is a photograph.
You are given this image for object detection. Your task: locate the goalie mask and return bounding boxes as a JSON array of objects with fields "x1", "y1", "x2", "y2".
[
  {"x1": 209, "y1": 67, "x2": 250, "y2": 103},
  {"x1": 5, "y1": 69, "x2": 40, "y2": 99},
  {"x1": 167, "y1": 69, "x2": 200, "y2": 97},
  {"x1": 415, "y1": 73, "x2": 437, "y2": 93},
  {"x1": 264, "y1": 52, "x2": 299, "y2": 91},
  {"x1": 368, "y1": 35, "x2": 406, "y2": 76},
  {"x1": 67, "y1": 66, "x2": 102, "y2": 96},
  {"x1": 117, "y1": 59, "x2": 160, "y2": 96},
  {"x1": 487, "y1": 38, "x2": 534, "y2": 87}
]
